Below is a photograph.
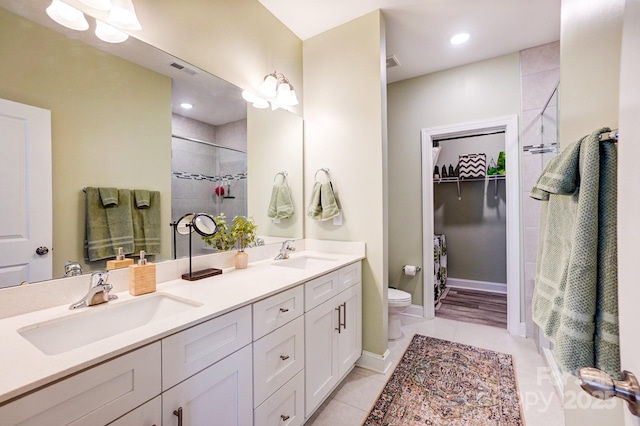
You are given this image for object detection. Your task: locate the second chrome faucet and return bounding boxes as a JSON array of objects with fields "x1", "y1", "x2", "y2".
[{"x1": 274, "y1": 240, "x2": 296, "y2": 260}]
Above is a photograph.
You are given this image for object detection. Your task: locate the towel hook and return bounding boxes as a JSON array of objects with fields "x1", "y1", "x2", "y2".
[
  {"x1": 273, "y1": 171, "x2": 288, "y2": 184},
  {"x1": 314, "y1": 168, "x2": 332, "y2": 183}
]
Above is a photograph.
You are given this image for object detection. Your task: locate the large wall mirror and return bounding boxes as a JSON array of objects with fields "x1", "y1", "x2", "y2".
[{"x1": 0, "y1": 0, "x2": 303, "y2": 288}]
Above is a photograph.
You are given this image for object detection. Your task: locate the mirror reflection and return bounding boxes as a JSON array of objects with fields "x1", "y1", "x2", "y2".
[{"x1": 0, "y1": 0, "x2": 303, "y2": 289}]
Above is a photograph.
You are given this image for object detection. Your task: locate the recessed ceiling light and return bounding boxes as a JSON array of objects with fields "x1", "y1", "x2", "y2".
[
  {"x1": 180, "y1": 103, "x2": 193, "y2": 109},
  {"x1": 450, "y1": 33, "x2": 470, "y2": 45}
]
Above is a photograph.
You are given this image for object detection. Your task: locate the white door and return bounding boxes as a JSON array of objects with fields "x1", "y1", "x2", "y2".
[
  {"x1": 617, "y1": 0, "x2": 640, "y2": 424},
  {"x1": 305, "y1": 297, "x2": 339, "y2": 417},
  {"x1": 0, "y1": 98, "x2": 52, "y2": 288},
  {"x1": 162, "y1": 345, "x2": 253, "y2": 426},
  {"x1": 337, "y1": 283, "x2": 362, "y2": 378}
]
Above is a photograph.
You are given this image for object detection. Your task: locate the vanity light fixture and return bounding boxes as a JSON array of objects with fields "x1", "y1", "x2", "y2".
[
  {"x1": 46, "y1": 0, "x2": 89, "y2": 31},
  {"x1": 259, "y1": 71, "x2": 299, "y2": 106},
  {"x1": 46, "y1": 0, "x2": 141, "y2": 44},
  {"x1": 95, "y1": 19, "x2": 128, "y2": 43},
  {"x1": 107, "y1": 0, "x2": 142, "y2": 31},
  {"x1": 242, "y1": 90, "x2": 270, "y2": 109},
  {"x1": 450, "y1": 32, "x2": 470, "y2": 45}
]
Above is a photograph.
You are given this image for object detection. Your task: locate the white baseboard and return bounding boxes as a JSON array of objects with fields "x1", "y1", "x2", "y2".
[
  {"x1": 447, "y1": 277, "x2": 507, "y2": 294},
  {"x1": 356, "y1": 349, "x2": 393, "y2": 374},
  {"x1": 402, "y1": 304, "x2": 424, "y2": 318}
]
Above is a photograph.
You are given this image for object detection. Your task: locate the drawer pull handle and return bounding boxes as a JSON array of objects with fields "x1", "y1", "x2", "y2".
[
  {"x1": 280, "y1": 354, "x2": 290, "y2": 361},
  {"x1": 173, "y1": 407, "x2": 183, "y2": 426},
  {"x1": 279, "y1": 307, "x2": 289, "y2": 313},
  {"x1": 335, "y1": 305, "x2": 342, "y2": 333},
  {"x1": 281, "y1": 414, "x2": 290, "y2": 421}
]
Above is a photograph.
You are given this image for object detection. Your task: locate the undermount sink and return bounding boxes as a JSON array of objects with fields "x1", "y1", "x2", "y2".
[
  {"x1": 18, "y1": 293, "x2": 202, "y2": 355},
  {"x1": 272, "y1": 255, "x2": 337, "y2": 270}
]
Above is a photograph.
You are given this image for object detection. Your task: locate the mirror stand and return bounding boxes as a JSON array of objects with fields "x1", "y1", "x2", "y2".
[{"x1": 172, "y1": 213, "x2": 223, "y2": 281}]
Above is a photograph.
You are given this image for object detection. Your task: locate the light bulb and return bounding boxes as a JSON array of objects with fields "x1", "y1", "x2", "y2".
[
  {"x1": 259, "y1": 74, "x2": 277, "y2": 98},
  {"x1": 95, "y1": 20, "x2": 129, "y2": 43},
  {"x1": 46, "y1": 0, "x2": 89, "y2": 31}
]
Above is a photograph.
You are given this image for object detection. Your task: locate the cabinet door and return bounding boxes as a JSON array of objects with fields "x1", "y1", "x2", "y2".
[
  {"x1": 108, "y1": 396, "x2": 161, "y2": 426},
  {"x1": 0, "y1": 342, "x2": 161, "y2": 426},
  {"x1": 304, "y1": 298, "x2": 339, "y2": 417},
  {"x1": 337, "y1": 282, "x2": 362, "y2": 378},
  {"x1": 162, "y1": 345, "x2": 253, "y2": 426}
]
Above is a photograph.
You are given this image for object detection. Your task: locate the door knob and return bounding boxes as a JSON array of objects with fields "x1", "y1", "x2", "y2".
[
  {"x1": 579, "y1": 367, "x2": 640, "y2": 416},
  {"x1": 35, "y1": 246, "x2": 49, "y2": 255}
]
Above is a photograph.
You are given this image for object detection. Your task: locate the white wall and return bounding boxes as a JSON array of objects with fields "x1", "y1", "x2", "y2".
[
  {"x1": 559, "y1": 0, "x2": 625, "y2": 423},
  {"x1": 303, "y1": 11, "x2": 389, "y2": 357},
  {"x1": 387, "y1": 53, "x2": 521, "y2": 305}
]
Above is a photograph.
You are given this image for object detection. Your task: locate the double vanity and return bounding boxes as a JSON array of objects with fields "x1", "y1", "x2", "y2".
[{"x1": 0, "y1": 240, "x2": 365, "y2": 426}]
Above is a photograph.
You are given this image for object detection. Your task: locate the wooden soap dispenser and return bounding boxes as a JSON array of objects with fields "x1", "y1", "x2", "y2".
[
  {"x1": 129, "y1": 250, "x2": 156, "y2": 296},
  {"x1": 106, "y1": 247, "x2": 134, "y2": 270}
]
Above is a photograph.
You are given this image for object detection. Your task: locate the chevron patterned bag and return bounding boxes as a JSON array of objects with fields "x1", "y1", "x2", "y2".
[{"x1": 458, "y1": 153, "x2": 487, "y2": 179}]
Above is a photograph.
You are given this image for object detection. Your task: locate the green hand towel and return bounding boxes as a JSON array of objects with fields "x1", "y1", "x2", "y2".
[
  {"x1": 320, "y1": 182, "x2": 340, "y2": 220},
  {"x1": 132, "y1": 190, "x2": 161, "y2": 255},
  {"x1": 98, "y1": 187, "x2": 119, "y2": 207},
  {"x1": 268, "y1": 184, "x2": 294, "y2": 219},
  {"x1": 530, "y1": 127, "x2": 620, "y2": 379},
  {"x1": 134, "y1": 189, "x2": 150, "y2": 208}
]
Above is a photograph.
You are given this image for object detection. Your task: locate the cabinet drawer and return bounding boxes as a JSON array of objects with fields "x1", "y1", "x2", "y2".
[
  {"x1": 162, "y1": 305, "x2": 252, "y2": 390},
  {"x1": 253, "y1": 316, "x2": 305, "y2": 407},
  {"x1": 108, "y1": 396, "x2": 161, "y2": 426},
  {"x1": 253, "y1": 285, "x2": 304, "y2": 340},
  {"x1": 254, "y1": 371, "x2": 304, "y2": 426},
  {"x1": 0, "y1": 342, "x2": 161, "y2": 426},
  {"x1": 338, "y1": 262, "x2": 361, "y2": 293},
  {"x1": 304, "y1": 271, "x2": 339, "y2": 311}
]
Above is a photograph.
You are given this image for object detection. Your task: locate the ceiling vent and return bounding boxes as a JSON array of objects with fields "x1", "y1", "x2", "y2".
[
  {"x1": 386, "y1": 55, "x2": 400, "y2": 69},
  {"x1": 169, "y1": 62, "x2": 197, "y2": 76}
]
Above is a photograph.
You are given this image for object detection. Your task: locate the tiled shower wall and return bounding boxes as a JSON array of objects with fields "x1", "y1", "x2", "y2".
[
  {"x1": 520, "y1": 42, "x2": 560, "y2": 341},
  {"x1": 171, "y1": 115, "x2": 247, "y2": 259}
]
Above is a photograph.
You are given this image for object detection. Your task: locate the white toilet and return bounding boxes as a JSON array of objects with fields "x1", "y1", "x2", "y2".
[{"x1": 388, "y1": 288, "x2": 412, "y2": 340}]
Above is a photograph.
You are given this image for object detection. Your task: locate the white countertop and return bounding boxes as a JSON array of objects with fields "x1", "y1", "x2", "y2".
[{"x1": 0, "y1": 246, "x2": 364, "y2": 404}]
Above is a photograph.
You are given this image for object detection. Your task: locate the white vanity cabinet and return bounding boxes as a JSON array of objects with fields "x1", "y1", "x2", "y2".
[
  {"x1": 0, "y1": 342, "x2": 161, "y2": 426},
  {"x1": 161, "y1": 305, "x2": 253, "y2": 426},
  {"x1": 304, "y1": 262, "x2": 362, "y2": 418}
]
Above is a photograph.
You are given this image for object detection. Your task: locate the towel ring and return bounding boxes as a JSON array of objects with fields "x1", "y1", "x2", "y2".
[
  {"x1": 273, "y1": 171, "x2": 288, "y2": 184},
  {"x1": 314, "y1": 168, "x2": 332, "y2": 183}
]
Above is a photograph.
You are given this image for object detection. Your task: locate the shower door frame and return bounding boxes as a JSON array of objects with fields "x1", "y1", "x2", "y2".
[{"x1": 420, "y1": 115, "x2": 523, "y2": 336}]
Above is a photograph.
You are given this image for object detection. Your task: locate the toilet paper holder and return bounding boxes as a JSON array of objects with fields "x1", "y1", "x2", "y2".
[{"x1": 402, "y1": 265, "x2": 422, "y2": 273}]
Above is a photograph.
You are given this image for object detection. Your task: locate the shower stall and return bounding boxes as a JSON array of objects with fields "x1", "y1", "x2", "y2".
[{"x1": 171, "y1": 135, "x2": 247, "y2": 258}]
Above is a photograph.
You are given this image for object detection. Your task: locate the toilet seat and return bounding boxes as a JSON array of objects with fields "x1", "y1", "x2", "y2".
[{"x1": 388, "y1": 288, "x2": 412, "y2": 306}]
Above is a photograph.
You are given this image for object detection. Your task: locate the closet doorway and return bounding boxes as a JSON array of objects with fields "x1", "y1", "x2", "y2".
[{"x1": 420, "y1": 115, "x2": 522, "y2": 335}]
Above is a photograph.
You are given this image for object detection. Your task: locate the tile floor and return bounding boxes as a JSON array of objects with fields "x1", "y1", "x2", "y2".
[{"x1": 305, "y1": 315, "x2": 565, "y2": 426}]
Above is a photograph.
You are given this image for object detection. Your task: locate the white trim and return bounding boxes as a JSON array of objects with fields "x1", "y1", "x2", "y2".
[
  {"x1": 356, "y1": 350, "x2": 393, "y2": 374},
  {"x1": 447, "y1": 278, "x2": 507, "y2": 294},
  {"x1": 420, "y1": 115, "x2": 522, "y2": 335},
  {"x1": 402, "y1": 304, "x2": 425, "y2": 318},
  {"x1": 543, "y1": 347, "x2": 565, "y2": 401}
]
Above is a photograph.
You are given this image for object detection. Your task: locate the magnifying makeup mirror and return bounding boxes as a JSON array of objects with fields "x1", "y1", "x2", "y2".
[{"x1": 171, "y1": 213, "x2": 222, "y2": 281}]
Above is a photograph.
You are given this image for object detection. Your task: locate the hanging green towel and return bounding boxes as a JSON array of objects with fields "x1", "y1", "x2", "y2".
[
  {"x1": 85, "y1": 187, "x2": 134, "y2": 261},
  {"x1": 132, "y1": 190, "x2": 161, "y2": 255},
  {"x1": 268, "y1": 183, "x2": 294, "y2": 219},
  {"x1": 307, "y1": 181, "x2": 341, "y2": 221},
  {"x1": 98, "y1": 187, "x2": 119, "y2": 206},
  {"x1": 530, "y1": 127, "x2": 620, "y2": 379}
]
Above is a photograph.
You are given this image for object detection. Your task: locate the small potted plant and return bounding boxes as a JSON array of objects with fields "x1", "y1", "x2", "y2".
[
  {"x1": 201, "y1": 213, "x2": 236, "y2": 251},
  {"x1": 230, "y1": 215, "x2": 257, "y2": 269}
]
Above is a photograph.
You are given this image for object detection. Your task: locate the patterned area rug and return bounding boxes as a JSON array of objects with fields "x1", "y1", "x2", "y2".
[{"x1": 364, "y1": 335, "x2": 524, "y2": 425}]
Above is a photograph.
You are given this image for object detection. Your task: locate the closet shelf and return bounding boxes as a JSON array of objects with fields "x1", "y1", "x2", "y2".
[{"x1": 433, "y1": 175, "x2": 505, "y2": 200}]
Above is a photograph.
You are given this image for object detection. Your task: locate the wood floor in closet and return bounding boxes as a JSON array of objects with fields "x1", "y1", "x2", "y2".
[{"x1": 436, "y1": 287, "x2": 507, "y2": 329}]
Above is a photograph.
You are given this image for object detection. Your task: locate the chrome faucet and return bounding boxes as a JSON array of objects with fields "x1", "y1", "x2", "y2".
[
  {"x1": 69, "y1": 271, "x2": 117, "y2": 310},
  {"x1": 274, "y1": 240, "x2": 295, "y2": 260}
]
